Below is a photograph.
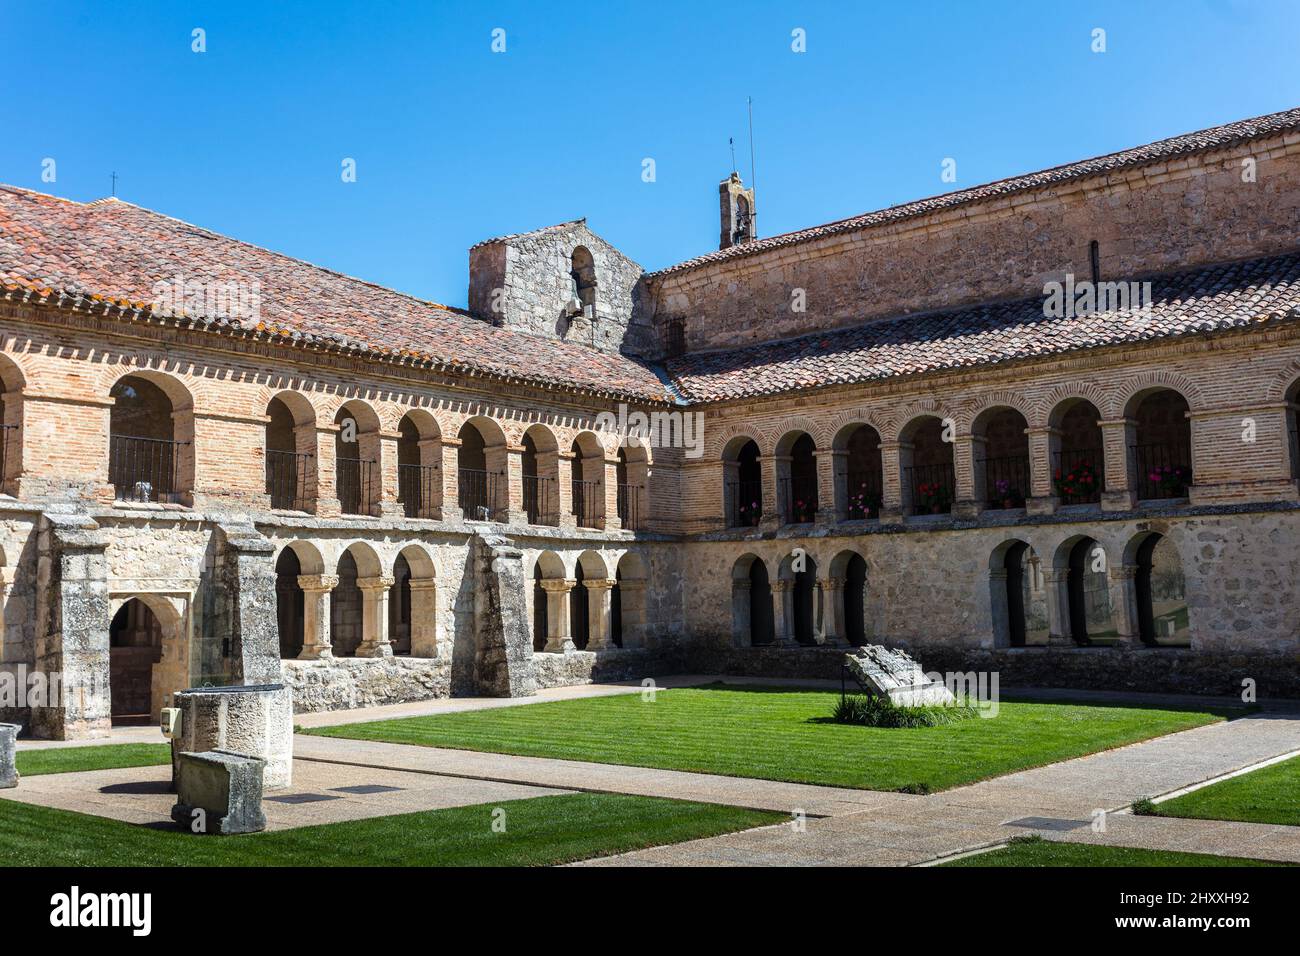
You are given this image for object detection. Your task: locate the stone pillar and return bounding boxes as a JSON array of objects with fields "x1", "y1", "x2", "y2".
[
  {"x1": 618, "y1": 579, "x2": 647, "y2": 648},
  {"x1": 312, "y1": 422, "x2": 342, "y2": 517},
  {"x1": 297, "y1": 574, "x2": 337, "y2": 660},
  {"x1": 408, "y1": 579, "x2": 439, "y2": 657},
  {"x1": 473, "y1": 532, "x2": 537, "y2": 697},
  {"x1": 556, "y1": 452, "x2": 577, "y2": 531},
  {"x1": 758, "y1": 454, "x2": 781, "y2": 529},
  {"x1": 772, "y1": 579, "x2": 796, "y2": 646},
  {"x1": 417, "y1": 437, "x2": 443, "y2": 519},
  {"x1": 813, "y1": 448, "x2": 841, "y2": 525},
  {"x1": 1099, "y1": 417, "x2": 1137, "y2": 511},
  {"x1": 585, "y1": 577, "x2": 616, "y2": 649},
  {"x1": 440, "y1": 437, "x2": 462, "y2": 520},
  {"x1": 819, "y1": 577, "x2": 848, "y2": 646},
  {"x1": 1026, "y1": 426, "x2": 1059, "y2": 516},
  {"x1": 988, "y1": 568, "x2": 1009, "y2": 648},
  {"x1": 31, "y1": 512, "x2": 111, "y2": 740},
  {"x1": 954, "y1": 432, "x2": 982, "y2": 518},
  {"x1": 541, "y1": 579, "x2": 576, "y2": 653},
  {"x1": 599, "y1": 457, "x2": 622, "y2": 531},
  {"x1": 376, "y1": 429, "x2": 404, "y2": 518},
  {"x1": 217, "y1": 523, "x2": 281, "y2": 686},
  {"x1": 1044, "y1": 568, "x2": 1073, "y2": 646},
  {"x1": 1109, "y1": 564, "x2": 1140, "y2": 644},
  {"x1": 878, "y1": 440, "x2": 906, "y2": 521},
  {"x1": 536, "y1": 449, "x2": 562, "y2": 526},
  {"x1": 502, "y1": 443, "x2": 527, "y2": 525},
  {"x1": 355, "y1": 575, "x2": 395, "y2": 658}
]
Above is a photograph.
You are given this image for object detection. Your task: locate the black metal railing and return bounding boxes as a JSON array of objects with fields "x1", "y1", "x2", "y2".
[
  {"x1": 459, "y1": 468, "x2": 501, "y2": 520},
  {"x1": 779, "y1": 474, "x2": 818, "y2": 524},
  {"x1": 981, "y1": 454, "x2": 1030, "y2": 509},
  {"x1": 905, "y1": 461, "x2": 954, "y2": 516},
  {"x1": 336, "y1": 456, "x2": 376, "y2": 515},
  {"x1": 1053, "y1": 447, "x2": 1104, "y2": 505},
  {"x1": 110, "y1": 435, "x2": 187, "y2": 503},
  {"x1": 726, "y1": 479, "x2": 763, "y2": 528},
  {"x1": 265, "y1": 449, "x2": 312, "y2": 510},
  {"x1": 571, "y1": 478, "x2": 600, "y2": 528},
  {"x1": 398, "y1": 462, "x2": 439, "y2": 518},
  {"x1": 844, "y1": 469, "x2": 882, "y2": 520},
  {"x1": 1132, "y1": 443, "x2": 1192, "y2": 500},
  {"x1": 523, "y1": 474, "x2": 554, "y2": 525},
  {"x1": 0, "y1": 423, "x2": 16, "y2": 490},
  {"x1": 617, "y1": 482, "x2": 641, "y2": 530}
]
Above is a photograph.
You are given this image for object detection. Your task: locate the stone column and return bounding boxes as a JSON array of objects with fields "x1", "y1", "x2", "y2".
[
  {"x1": 556, "y1": 452, "x2": 577, "y2": 530},
  {"x1": 1025, "y1": 426, "x2": 1059, "y2": 516},
  {"x1": 584, "y1": 577, "x2": 616, "y2": 649},
  {"x1": 376, "y1": 429, "x2": 403, "y2": 517},
  {"x1": 355, "y1": 575, "x2": 395, "y2": 658},
  {"x1": 878, "y1": 440, "x2": 907, "y2": 521},
  {"x1": 813, "y1": 448, "x2": 842, "y2": 525},
  {"x1": 408, "y1": 579, "x2": 439, "y2": 657},
  {"x1": 536, "y1": 449, "x2": 562, "y2": 525},
  {"x1": 772, "y1": 579, "x2": 797, "y2": 646},
  {"x1": 599, "y1": 457, "x2": 622, "y2": 531},
  {"x1": 297, "y1": 574, "x2": 338, "y2": 660},
  {"x1": 758, "y1": 454, "x2": 782, "y2": 529},
  {"x1": 416, "y1": 437, "x2": 443, "y2": 519},
  {"x1": 954, "y1": 432, "x2": 982, "y2": 518},
  {"x1": 0, "y1": 566, "x2": 14, "y2": 662},
  {"x1": 217, "y1": 523, "x2": 281, "y2": 686},
  {"x1": 501, "y1": 443, "x2": 527, "y2": 525},
  {"x1": 818, "y1": 577, "x2": 848, "y2": 646},
  {"x1": 541, "y1": 579, "x2": 576, "y2": 652},
  {"x1": 988, "y1": 568, "x2": 1009, "y2": 648},
  {"x1": 1098, "y1": 417, "x2": 1137, "y2": 511},
  {"x1": 312, "y1": 422, "x2": 342, "y2": 517},
  {"x1": 1109, "y1": 564, "x2": 1140, "y2": 644},
  {"x1": 1044, "y1": 568, "x2": 1073, "y2": 646},
  {"x1": 440, "y1": 437, "x2": 462, "y2": 520}
]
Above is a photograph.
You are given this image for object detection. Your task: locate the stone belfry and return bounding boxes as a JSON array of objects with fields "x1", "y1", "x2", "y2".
[{"x1": 719, "y1": 171, "x2": 756, "y2": 249}]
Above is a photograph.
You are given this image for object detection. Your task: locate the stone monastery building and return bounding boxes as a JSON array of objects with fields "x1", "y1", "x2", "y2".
[{"x1": 3, "y1": 108, "x2": 1300, "y2": 738}]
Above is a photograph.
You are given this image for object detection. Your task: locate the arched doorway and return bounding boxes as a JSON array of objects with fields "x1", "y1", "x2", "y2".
[
  {"x1": 777, "y1": 432, "x2": 818, "y2": 524},
  {"x1": 570, "y1": 561, "x2": 590, "y2": 649},
  {"x1": 748, "y1": 558, "x2": 774, "y2": 645},
  {"x1": 335, "y1": 401, "x2": 380, "y2": 515},
  {"x1": 999, "y1": 542, "x2": 1048, "y2": 647},
  {"x1": 389, "y1": 553, "x2": 413, "y2": 655},
  {"x1": 1135, "y1": 533, "x2": 1190, "y2": 646},
  {"x1": 275, "y1": 547, "x2": 305, "y2": 659},
  {"x1": 265, "y1": 393, "x2": 314, "y2": 511},
  {"x1": 532, "y1": 564, "x2": 548, "y2": 652},
  {"x1": 109, "y1": 598, "x2": 163, "y2": 724},
  {"x1": 109, "y1": 373, "x2": 193, "y2": 503},
  {"x1": 1051, "y1": 399, "x2": 1105, "y2": 504},
  {"x1": 974, "y1": 407, "x2": 1030, "y2": 509},
  {"x1": 1130, "y1": 389, "x2": 1192, "y2": 500},
  {"x1": 838, "y1": 424, "x2": 883, "y2": 520},
  {"x1": 0, "y1": 356, "x2": 25, "y2": 495},
  {"x1": 1065, "y1": 537, "x2": 1115, "y2": 645},
  {"x1": 844, "y1": 553, "x2": 867, "y2": 645},
  {"x1": 901, "y1": 416, "x2": 954, "y2": 515},
  {"x1": 724, "y1": 438, "x2": 763, "y2": 528},
  {"x1": 330, "y1": 550, "x2": 363, "y2": 656}
]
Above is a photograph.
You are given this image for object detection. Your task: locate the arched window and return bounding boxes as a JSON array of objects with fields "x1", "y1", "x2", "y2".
[
  {"x1": 1134, "y1": 533, "x2": 1189, "y2": 646},
  {"x1": 334, "y1": 401, "x2": 380, "y2": 516},
  {"x1": 1050, "y1": 399, "x2": 1105, "y2": 505},
  {"x1": 275, "y1": 546, "x2": 305, "y2": 659},
  {"x1": 1064, "y1": 537, "x2": 1114, "y2": 645},
  {"x1": 1286, "y1": 378, "x2": 1300, "y2": 480},
  {"x1": 570, "y1": 432, "x2": 604, "y2": 529},
  {"x1": 397, "y1": 411, "x2": 441, "y2": 519},
  {"x1": 974, "y1": 408, "x2": 1029, "y2": 509},
  {"x1": 901, "y1": 416, "x2": 953, "y2": 516},
  {"x1": 613, "y1": 552, "x2": 648, "y2": 648},
  {"x1": 724, "y1": 437, "x2": 763, "y2": 528},
  {"x1": 522, "y1": 425, "x2": 559, "y2": 526},
  {"x1": 993, "y1": 541, "x2": 1048, "y2": 647},
  {"x1": 109, "y1": 373, "x2": 193, "y2": 503},
  {"x1": 734, "y1": 556, "x2": 774, "y2": 646},
  {"x1": 836, "y1": 425, "x2": 882, "y2": 521},
  {"x1": 0, "y1": 356, "x2": 25, "y2": 495},
  {"x1": 457, "y1": 419, "x2": 508, "y2": 521},
  {"x1": 779, "y1": 552, "x2": 818, "y2": 645},
  {"x1": 265, "y1": 394, "x2": 315, "y2": 511},
  {"x1": 389, "y1": 553, "x2": 413, "y2": 655},
  {"x1": 777, "y1": 432, "x2": 818, "y2": 524},
  {"x1": 330, "y1": 549, "x2": 363, "y2": 657},
  {"x1": 570, "y1": 561, "x2": 589, "y2": 649},
  {"x1": 844, "y1": 553, "x2": 867, "y2": 645},
  {"x1": 532, "y1": 564, "x2": 548, "y2": 652},
  {"x1": 570, "y1": 246, "x2": 597, "y2": 314},
  {"x1": 1130, "y1": 389, "x2": 1192, "y2": 500}
]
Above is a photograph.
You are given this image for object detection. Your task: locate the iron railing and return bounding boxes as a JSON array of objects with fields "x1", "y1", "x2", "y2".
[
  {"x1": 336, "y1": 456, "x2": 376, "y2": 515},
  {"x1": 0, "y1": 423, "x2": 16, "y2": 490},
  {"x1": 265, "y1": 449, "x2": 312, "y2": 511},
  {"x1": 571, "y1": 478, "x2": 600, "y2": 528},
  {"x1": 981, "y1": 454, "x2": 1030, "y2": 509},
  {"x1": 523, "y1": 474, "x2": 554, "y2": 525},
  {"x1": 779, "y1": 474, "x2": 818, "y2": 524},
  {"x1": 726, "y1": 479, "x2": 763, "y2": 528},
  {"x1": 1132, "y1": 443, "x2": 1192, "y2": 500},
  {"x1": 617, "y1": 482, "x2": 641, "y2": 530},
  {"x1": 844, "y1": 469, "x2": 882, "y2": 520},
  {"x1": 458, "y1": 468, "x2": 501, "y2": 520},
  {"x1": 110, "y1": 434, "x2": 187, "y2": 503},
  {"x1": 1052, "y1": 447, "x2": 1104, "y2": 504},
  {"x1": 905, "y1": 461, "x2": 954, "y2": 516},
  {"x1": 398, "y1": 462, "x2": 439, "y2": 518}
]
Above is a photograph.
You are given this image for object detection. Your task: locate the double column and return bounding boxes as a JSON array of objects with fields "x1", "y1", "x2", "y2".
[
  {"x1": 295, "y1": 572, "x2": 396, "y2": 659},
  {"x1": 538, "y1": 577, "x2": 617, "y2": 652}
]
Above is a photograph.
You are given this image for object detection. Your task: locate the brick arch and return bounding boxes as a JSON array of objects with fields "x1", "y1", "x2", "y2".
[
  {"x1": 1269, "y1": 357, "x2": 1300, "y2": 402},
  {"x1": 0, "y1": 352, "x2": 30, "y2": 393},
  {"x1": 826, "y1": 408, "x2": 890, "y2": 449},
  {"x1": 1119, "y1": 371, "x2": 1202, "y2": 417},
  {"x1": 893, "y1": 398, "x2": 952, "y2": 440},
  {"x1": 962, "y1": 390, "x2": 1034, "y2": 432},
  {"x1": 770, "y1": 416, "x2": 829, "y2": 453},
  {"x1": 709, "y1": 422, "x2": 764, "y2": 460},
  {"x1": 1041, "y1": 381, "x2": 1116, "y2": 426}
]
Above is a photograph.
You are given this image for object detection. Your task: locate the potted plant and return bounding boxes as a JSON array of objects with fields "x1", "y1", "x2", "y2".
[
  {"x1": 1053, "y1": 460, "x2": 1099, "y2": 500},
  {"x1": 994, "y1": 478, "x2": 1021, "y2": 509},
  {"x1": 916, "y1": 482, "x2": 950, "y2": 514},
  {"x1": 1150, "y1": 464, "x2": 1192, "y2": 498}
]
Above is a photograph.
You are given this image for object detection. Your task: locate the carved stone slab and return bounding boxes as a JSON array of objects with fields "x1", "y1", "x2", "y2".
[{"x1": 844, "y1": 645, "x2": 956, "y2": 707}]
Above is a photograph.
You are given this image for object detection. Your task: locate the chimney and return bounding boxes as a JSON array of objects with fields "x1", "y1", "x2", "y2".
[{"x1": 719, "y1": 172, "x2": 756, "y2": 250}]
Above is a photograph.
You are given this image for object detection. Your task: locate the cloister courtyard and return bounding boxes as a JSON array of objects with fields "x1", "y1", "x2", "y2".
[{"x1": 5, "y1": 676, "x2": 1300, "y2": 867}]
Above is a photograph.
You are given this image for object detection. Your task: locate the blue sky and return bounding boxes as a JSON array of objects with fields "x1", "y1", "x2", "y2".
[{"x1": 3, "y1": 0, "x2": 1298, "y2": 308}]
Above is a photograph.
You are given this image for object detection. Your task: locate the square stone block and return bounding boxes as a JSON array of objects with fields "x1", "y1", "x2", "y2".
[
  {"x1": 0, "y1": 723, "x2": 18, "y2": 789},
  {"x1": 171, "y1": 749, "x2": 267, "y2": 835}
]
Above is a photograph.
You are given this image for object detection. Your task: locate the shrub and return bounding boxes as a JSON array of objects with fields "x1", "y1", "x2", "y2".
[
  {"x1": 832, "y1": 693, "x2": 978, "y2": 728},
  {"x1": 1131, "y1": 797, "x2": 1158, "y2": 816}
]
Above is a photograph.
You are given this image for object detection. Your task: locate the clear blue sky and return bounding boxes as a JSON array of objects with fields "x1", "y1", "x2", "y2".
[{"x1": 3, "y1": 0, "x2": 1298, "y2": 308}]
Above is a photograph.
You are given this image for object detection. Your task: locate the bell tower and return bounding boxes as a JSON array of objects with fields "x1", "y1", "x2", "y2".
[{"x1": 719, "y1": 172, "x2": 756, "y2": 250}]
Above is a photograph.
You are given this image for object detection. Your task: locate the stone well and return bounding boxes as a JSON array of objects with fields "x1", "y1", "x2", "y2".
[{"x1": 171, "y1": 684, "x2": 293, "y2": 790}]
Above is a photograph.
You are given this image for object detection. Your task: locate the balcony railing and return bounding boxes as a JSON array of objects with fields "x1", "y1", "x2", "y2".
[
  {"x1": 617, "y1": 482, "x2": 641, "y2": 530},
  {"x1": 337, "y1": 456, "x2": 376, "y2": 515},
  {"x1": 1132, "y1": 443, "x2": 1192, "y2": 500},
  {"x1": 779, "y1": 474, "x2": 818, "y2": 524},
  {"x1": 0, "y1": 423, "x2": 16, "y2": 491},
  {"x1": 1053, "y1": 447, "x2": 1104, "y2": 505},
  {"x1": 905, "y1": 461, "x2": 954, "y2": 516},
  {"x1": 265, "y1": 449, "x2": 312, "y2": 511},
  {"x1": 523, "y1": 474, "x2": 554, "y2": 525},
  {"x1": 726, "y1": 479, "x2": 763, "y2": 528},
  {"x1": 844, "y1": 469, "x2": 882, "y2": 520},
  {"x1": 459, "y1": 468, "x2": 501, "y2": 520},
  {"x1": 110, "y1": 435, "x2": 188, "y2": 503},
  {"x1": 981, "y1": 454, "x2": 1030, "y2": 509},
  {"x1": 398, "y1": 462, "x2": 439, "y2": 518},
  {"x1": 571, "y1": 478, "x2": 600, "y2": 528}
]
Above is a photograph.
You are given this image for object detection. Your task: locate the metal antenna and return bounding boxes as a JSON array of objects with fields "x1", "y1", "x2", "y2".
[
  {"x1": 747, "y1": 97, "x2": 757, "y2": 236},
  {"x1": 110, "y1": 171, "x2": 118, "y2": 197},
  {"x1": 729, "y1": 137, "x2": 736, "y2": 173}
]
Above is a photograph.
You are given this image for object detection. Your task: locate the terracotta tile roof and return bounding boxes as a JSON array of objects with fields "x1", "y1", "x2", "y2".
[
  {"x1": 0, "y1": 187, "x2": 670, "y2": 403},
  {"x1": 649, "y1": 107, "x2": 1300, "y2": 280},
  {"x1": 665, "y1": 252, "x2": 1300, "y2": 403}
]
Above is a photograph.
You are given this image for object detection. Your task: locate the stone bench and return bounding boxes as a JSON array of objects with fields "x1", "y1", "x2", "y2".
[
  {"x1": 171, "y1": 749, "x2": 267, "y2": 835},
  {"x1": 0, "y1": 723, "x2": 17, "y2": 789}
]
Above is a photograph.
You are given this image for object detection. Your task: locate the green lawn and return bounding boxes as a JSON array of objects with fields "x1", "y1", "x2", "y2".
[
  {"x1": 943, "y1": 836, "x2": 1287, "y2": 867},
  {"x1": 1148, "y1": 754, "x2": 1300, "y2": 827},
  {"x1": 15, "y1": 743, "x2": 172, "y2": 777},
  {"x1": 0, "y1": 792, "x2": 779, "y2": 866},
  {"x1": 305, "y1": 684, "x2": 1231, "y2": 792}
]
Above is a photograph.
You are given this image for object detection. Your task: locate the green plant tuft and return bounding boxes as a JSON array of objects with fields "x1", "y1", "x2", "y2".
[
  {"x1": 1131, "y1": 797, "x2": 1158, "y2": 816},
  {"x1": 832, "y1": 693, "x2": 978, "y2": 728}
]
